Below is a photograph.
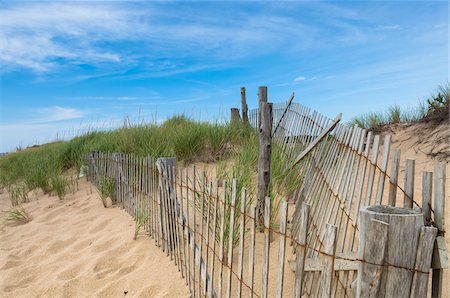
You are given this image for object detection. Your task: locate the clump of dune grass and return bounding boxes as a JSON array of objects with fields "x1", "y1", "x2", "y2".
[
  {"x1": 99, "y1": 176, "x2": 115, "y2": 207},
  {"x1": 4, "y1": 206, "x2": 31, "y2": 224},
  {"x1": 134, "y1": 210, "x2": 149, "y2": 240},
  {"x1": 8, "y1": 184, "x2": 28, "y2": 206},
  {"x1": 349, "y1": 84, "x2": 449, "y2": 130},
  {"x1": 51, "y1": 175, "x2": 68, "y2": 200}
]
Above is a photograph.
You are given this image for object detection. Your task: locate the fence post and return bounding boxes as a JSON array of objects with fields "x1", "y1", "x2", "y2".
[
  {"x1": 231, "y1": 108, "x2": 241, "y2": 123},
  {"x1": 358, "y1": 205, "x2": 435, "y2": 297},
  {"x1": 241, "y1": 87, "x2": 249, "y2": 126},
  {"x1": 257, "y1": 86, "x2": 272, "y2": 229}
]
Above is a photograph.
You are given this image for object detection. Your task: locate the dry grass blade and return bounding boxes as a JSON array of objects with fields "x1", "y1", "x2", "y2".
[{"x1": 4, "y1": 206, "x2": 31, "y2": 224}]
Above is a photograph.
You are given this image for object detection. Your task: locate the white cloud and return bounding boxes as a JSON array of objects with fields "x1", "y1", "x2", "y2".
[
  {"x1": 375, "y1": 24, "x2": 401, "y2": 31},
  {"x1": 0, "y1": 3, "x2": 140, "y2": 72},
  {"x1": 32, "y1": 106, "x2": 87, "y2": 123},
  {"x1": 294, "y1": 76, "x2": 306, "y2": 82}
]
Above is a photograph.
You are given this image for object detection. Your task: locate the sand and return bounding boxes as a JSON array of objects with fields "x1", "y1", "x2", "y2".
[{"x1": 0, "y1": 179, "x2": 190, "y2": 298}]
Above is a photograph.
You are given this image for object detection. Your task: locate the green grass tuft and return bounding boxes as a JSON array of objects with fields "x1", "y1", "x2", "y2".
[
  {"x1": 4, "y1": 206, "x2": 31, "y2": 224},
  {"x1": 51, "y1": 175, "x2": 68, "y2": 200}
]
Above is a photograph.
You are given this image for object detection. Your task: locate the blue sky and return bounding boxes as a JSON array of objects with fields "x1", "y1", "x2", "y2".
[{"x1": 0, "y1": 1, "x2": 448, "y2": 152}]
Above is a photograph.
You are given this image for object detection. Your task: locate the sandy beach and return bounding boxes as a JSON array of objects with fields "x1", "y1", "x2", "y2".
[{"x1": 0, "y1": 179, "x2": 190, "y2": 297}]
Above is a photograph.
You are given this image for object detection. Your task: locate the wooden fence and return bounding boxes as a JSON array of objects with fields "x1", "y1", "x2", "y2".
[
  {"x1": 248, "y1": 100, "x2": 447, "y2": 297},
  {"x1": 86, "y1": 150, "x2": 446, "y2": 297}
]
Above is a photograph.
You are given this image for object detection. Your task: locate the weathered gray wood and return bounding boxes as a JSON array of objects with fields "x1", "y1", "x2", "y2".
[
  {"x1": 388, "y1": 149, "x2": 401, "y2": 206},
  {"x1": 226, "y1": 179, "x2": 237, "y2": 298},
  {"x1": 410, "y1": 226, "x2": 438, "y2": 298},
  {"x1": 236, "y1": 188, "x2": 247, "y2": 297},
  {"x1": 257, "y1": 88, "x2": 273, "y2": 228},
  {"x1": 293, "y1": 203, "x2": 310, "y2": 298},
  {"x1": 204, "y1": 180, "x2": 212, "y2": 296},
  {"x1": 403, "y1": 159, "x2": 415, "y2": 208},
  {"x1": 241, "y1": 87, "x2": 249, "y2": 126},
  {"x1": 364, "y1": 134, "x2": 380, "y2": 206},
  {"x1": 248, "y1": 206, "x2": 256, "y2": 298},
  {"x1": 432, "y1": 163, "x2": 446, "y2": 298},
  {"x1": 290, "y1": 257, "x2": 358, "y2": 272},
  {"x1": 273, "y1": 92, "x2": 295, "y2": 137},
  {"x1": 275, "y1": 200, "x2": 288, "y2": 298},
  {"x1": 321, "y1": 224, "x2": 337, "y2": 298},
  {"x1": 422, "y1": 171, "x2": 433, "y2": 225},
  {"x1": 199, "y1": 171, "x2": 206, "y2": 295},
  {"x1": 434, "y1": 163, "x2": 445, "y2": 229},
  {"x1": 359, "y1": 205, "x2": 424, "y2": 297},
  {"x1": 192, "y1": 166, "x2": 197, "y2": 298},
  {"x1": 357, "y1": 218, "x2": 389, "y2": 298},
  {"x1": 208, "y1": 180, "x2": 219, "y2": 298},
  {"x1": 375, "y1": 135, "x2": 391, "y2": 204},
  {"x1": 218, "y1": 180, "x2": 227, "y2": 298},
  {"x1": 292, "y1": 113, "x2": 342, "y2": 168},
  {"x1": 183, "y1": 168, "x2": 192, "y2": 290},
  {"x1": 262, "y1": 196, "x2": 271, "y2": 298},
  {"x1": 231, "y1": 108, "x2": 241, "y2": 123}
]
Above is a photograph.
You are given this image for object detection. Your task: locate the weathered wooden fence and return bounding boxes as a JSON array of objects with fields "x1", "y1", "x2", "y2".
[
  {"x1": 84, "y1": 90, "x2": 446, "y2": 298},
  {"x1": 248, "y1": 99, "x2": 447, "y2": 297},
  {"x1": 86, "y1": 150, "x2": 446, "y2": 297}
]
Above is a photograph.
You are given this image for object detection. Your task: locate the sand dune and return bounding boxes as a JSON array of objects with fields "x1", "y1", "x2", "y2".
[{"x1": 0, "y1": 179, "x2": 190, "y2": 297}]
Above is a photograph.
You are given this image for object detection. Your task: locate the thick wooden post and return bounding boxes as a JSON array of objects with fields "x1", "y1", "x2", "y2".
[
  {"x1": 357, "y1": 205, "x2": 436, "y2": 297},
  {"x1": 241, "y1": 87, "x2": 249, "y2": 126},
  {"x1": 257, "y1": 86, "x2": 272, "y2": 228},
  {"x1": 231, "y1": 108, "x2": 241, "y2": 123}
]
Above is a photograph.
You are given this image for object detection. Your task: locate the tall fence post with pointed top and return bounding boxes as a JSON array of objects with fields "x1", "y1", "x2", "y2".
[{"x1": 241, "y1": 87, "x2": 249, "y2": 126}]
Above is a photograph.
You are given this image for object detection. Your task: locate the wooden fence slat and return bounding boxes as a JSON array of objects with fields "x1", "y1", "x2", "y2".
[
  {"x1": 388, "y1": 149, "x2": 401, "y2": 206},
  {"x1": 204, "y1": 180, "x2": 212, "y2": 296},
  {"x1": 422, "y1": 171, "x2": 433, "y2": 225},
  {"x1": 275, "y1": 200, "x2": 288, "y2": 298},
  {"x1": 218, "y1": 180, "x2": 227, "y2": 298},
  {"x1": 375, "y1": 135, "x2": 391, "y2": 204},
  {"x1": 192, "y1": 166, "x2": 197, "y2": 298},
  {"x1": 262, "y1": 196, "x2": 271, "y2": 298},
  {"x1": 226, "y1": 179, "x2": 237, "y2": 298},
  {"x1": 236, "y1": 188, "x2": 247, "y2": 297},
  {"x1": 404, "y1": 159, "x2": 415, "y2": 208},
  {"x1": 410, "y1": 226, "x2": 438, "y2": 297},
  {"x1": 432, "y1": 163, "x2": 446, "y2": 298},
  {"x1": 208, "y1": 180, "x2": 219, "y2": 298},
  {"x1": 321, "y1": 224, "x2": 337, "y2": 298},
  {"x1": 248, "y1": 206, "x2": 256, "y2": 298},
  {"x1": 294, "y1": 203, "x2": 310, "y2": 298},
  {"x1": 364, "y1": 134, "x2": 380, "y2": 206}
]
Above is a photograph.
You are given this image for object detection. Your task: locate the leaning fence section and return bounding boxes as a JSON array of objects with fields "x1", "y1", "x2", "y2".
[{"x1": 248, "y1": 98, "x2": 447, "y2": 297}]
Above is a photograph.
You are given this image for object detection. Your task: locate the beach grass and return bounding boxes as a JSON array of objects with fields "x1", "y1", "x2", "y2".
[
  {"x1": 349, "y1": 83, "x2": 448, "y2": 129},
  {"x1": 4, "y1": 206, "x2": 31, "y2": 224}
]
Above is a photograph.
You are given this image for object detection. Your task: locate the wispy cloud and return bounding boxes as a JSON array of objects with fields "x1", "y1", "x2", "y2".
[
  {"x1": 375, "y1": 24, "x2": 401, "y2": 31},
  {"x1": 31, "y1": 106, "x2": 87, "y2": 123},
  {"x1": 294, "y1": 76, "x2": 306, "y2": 82}
]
